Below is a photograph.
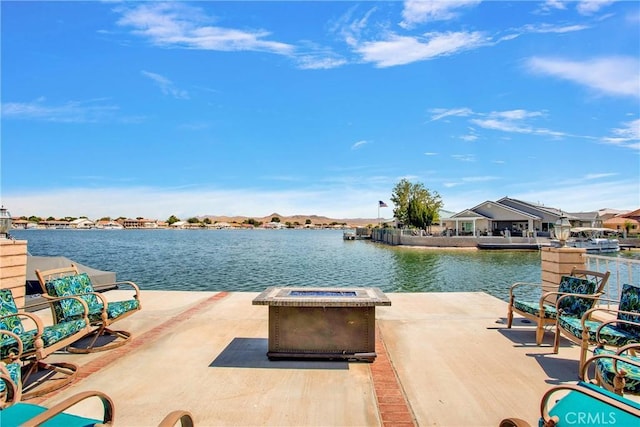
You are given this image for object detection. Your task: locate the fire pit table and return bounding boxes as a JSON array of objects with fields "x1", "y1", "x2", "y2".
[{"x1": 252, "y1": 286, "x2": 391, "y2": 362}]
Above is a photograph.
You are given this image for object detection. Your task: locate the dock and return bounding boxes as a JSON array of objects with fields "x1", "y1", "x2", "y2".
[{"x1": 21, "y1": 289, "x2": 606, "y2": 426}]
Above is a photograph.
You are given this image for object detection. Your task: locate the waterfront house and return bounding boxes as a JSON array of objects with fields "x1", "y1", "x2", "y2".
[
  {"x1": 442, "y1": 197, "x2": 606, "y2": 237},
  {"x1": 69, "y1": 218, "x2": 95, "y2": 229}
]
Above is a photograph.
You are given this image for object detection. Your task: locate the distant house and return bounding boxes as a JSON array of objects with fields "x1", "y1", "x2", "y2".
[
  {"x1": 119, "y1": 218, "x2": 158, "y2": 229},
  {"x1": 442, "y1": 197, "x2": 603, "y2": 237},
  {"x1": 69, "y1": 218, "x2": 95, "y2": 229},
  {"x1": 262, "y1": 221, "x2": 285, "y2": 229},
  {"x1": 95, "y1": 220, "x2": 124, "y2": 230},
  {"x1": 603, "y1": 208, "x2": 640, "y2": 234}
]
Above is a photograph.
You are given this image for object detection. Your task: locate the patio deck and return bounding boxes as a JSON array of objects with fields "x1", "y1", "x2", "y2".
[{"x1": 25, "y1": 290, "x2": 594, "y2": 426}]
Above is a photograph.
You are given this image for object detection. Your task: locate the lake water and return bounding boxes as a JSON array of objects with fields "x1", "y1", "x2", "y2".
[{"x1": 13, "y1": 229, "x2": 546, "y2": 301}]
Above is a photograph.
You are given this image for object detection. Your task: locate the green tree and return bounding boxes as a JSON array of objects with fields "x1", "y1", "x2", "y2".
[
  {"x1": 167, "y1": 215, "x2": 180, "y2": 225},
  {"x1": 390, "y1": 179, "x2": 442, "y2": 230},
  {"x1": 271, "y1": 216, "x2": 280, "y2": 223},
  {"x1": 187, "y1": 217, "x2": 200, "y2": 224},
  {"x1": 305, "y1": 219, "x2": 311, "y2": 225},
  {"x1": 203, "y1": 217, "x2": 212, "y2": 225}
]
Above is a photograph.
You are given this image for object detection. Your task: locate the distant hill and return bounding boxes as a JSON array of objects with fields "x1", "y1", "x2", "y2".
[{"x1": 199, "y1": 213, "x2": 383, "y2": 228}]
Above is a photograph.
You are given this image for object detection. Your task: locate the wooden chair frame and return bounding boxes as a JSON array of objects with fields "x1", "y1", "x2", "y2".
[
  {"x1": 506, "y1": 268, "x2": 610, "y2": 345},
  {"x1": 582, "y1": 343, "x2": 640, "y2": 396},
  {"x1": 35, "y1": 264, "x2": 141, "y2": 353},
  {"x1": 1, "y1": 292, "x2": 91, "y2": 399},
  {"x1": 554, "y1": 294, "x2": 640, "y2": 370},
  {"x1": 499, "y1": 381, "x2": 640, "y2": 427}
]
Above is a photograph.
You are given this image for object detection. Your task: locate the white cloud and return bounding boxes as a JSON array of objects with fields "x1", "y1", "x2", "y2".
[
  {"x1": 429, "y1": 107, "x2": 474, "y2": 121},
  {"x1": 116, "y1": 3, "x2": 295, "y2": 55},
  {"x1": 1, "y1": 98, "x2": 119, "y2": 123},
  {"x1": 577, "y1": 0, "x2": 616, "y2": 15},
  {"x1": 351, "y1": 140, "x2": 369, "y2": 150},
  {"x1": 296, "y1": 55, "x2": 347, "y2": 70},
  {"x1": 356, "y1": 31, "x2": 487, "y2": 67},
  {"x1": 141, "y1": 71, "x2": 189, "y2": 99},
  {"x1": 523, "y1": 23, "x2": 590, "y2": 34},
  {"x1": 602, "y1": 118, "x2": 640, "y2": 150},
  {"x1": 526, "y1": 56, "x2": 640, "y2": 98},
  {"x1": 452, "y1": 154, "x2": 476, "y2": 162},
  {"x1": 400, "y1": 0, "x2": 482, "y2": 28}
]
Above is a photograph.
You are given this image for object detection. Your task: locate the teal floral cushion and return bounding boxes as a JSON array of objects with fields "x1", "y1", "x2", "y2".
[
  {"x1": 46, "y1": 273, "x2": 140, "y2": 324},
  {"x1": 594, "y1": 347, "x2": 640, "y2": 395},
  {"x1": 45, "y1": 273, "x2": 101, "y2": 322},
  {"x1": 513, "y1": 300, "x2": 558, "y2": 319},
  {"x1": 0, "y1": 290, "x2": 24, "y2": 335},
  {"x1": 558, "y1": 316, "x2": 639, "y2": 347},
  {"x1": 0, "y1": 330, "x2": 36, "y2": 361},
  {"x1": 0, "y1": 319, "x2": 87, "y2": 361},
  {"x1": 0, "y1": 361, "x2": 21, "y2": 393},
  {"x1": 617, "y1": 284, "x2": 640, "y2": 335},
  {"x1": 556, "y1": 276, "x2": 598, "y2": 317}
]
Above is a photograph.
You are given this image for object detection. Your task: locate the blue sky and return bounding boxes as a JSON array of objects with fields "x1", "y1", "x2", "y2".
[{"x1": 1, "y1": 0, "x2": 639, "y2": 221}]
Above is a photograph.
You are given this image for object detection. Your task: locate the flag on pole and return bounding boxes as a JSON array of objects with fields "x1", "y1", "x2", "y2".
[{"x1": 379, "y1": 201, "x2": 388, "y2": 207}]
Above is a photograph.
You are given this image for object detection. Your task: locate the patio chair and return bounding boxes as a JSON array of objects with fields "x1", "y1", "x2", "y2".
[
  {"x1": 554, "y1": 283, "x2": 640, "y2": 370},
  {"x1": 36, "y1": 264, "x2": 141, "y2": 353},
  {"x1": 506, "y1": 269, "x2": 610, "y2": 345},
  {"x1": 0, "y1": 288, "x2": 91, "y2": 399},
  {"x1": 0, "y1": 362, "x2": 194, "y2": 427},
  {"x1": 582, "y1": 343, "x2": 640, "y2": 397},
  {"x1": 499, "y1": 380, "x2": 640, "y2": 427}
]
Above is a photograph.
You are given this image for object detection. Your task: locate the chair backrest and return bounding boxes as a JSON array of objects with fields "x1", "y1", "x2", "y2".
[
  {"x1": 617, "y1": 284, "x2": 640, "y2": 335},
  {"x1": 569, "y1": 269, "x2": 611, "y2": 294},
  {"x1": 0, "y1": 290, "x2": 24, "y2": 335},
  {"x1": 556, "y1": 276, "x2": 598, "y2": 317},
  {"x1": 35, "y1": 265, "x2": 99, "y2": 323}
]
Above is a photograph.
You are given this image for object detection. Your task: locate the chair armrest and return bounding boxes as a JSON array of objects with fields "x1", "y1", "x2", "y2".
[
  {"x1": 157, "y1": 410, "x2": 195, "y2": 427},
  {"x1": 0, "y1": 311, "x2": 45, "y2": 336},
  {"x1": 539, "y1": 383, "x2": 640, "y2": 423},
  {"x1": 509, "y1": 282, "x2": 542, "y2": 299},
  {"x1": 581, "y1": 352, "x2": 640, "y2": 383},
  {"x1": 498, "y1": 418, "x2": 531, "y2": 427},
  {"x1": 38, "y1": 294, "x2": 92, "y2": 322},
  {"x1": 20, "y1": 390, "x2": 115, "y2": 427},
  {"x1": 0, "y1": 367, "x2": 21, "y2": 408},
  {"x1": 105, "y1": 280, "x2": 142, "y2": 299},
  {"x1": 0, "y1": 329, "x2": 24, "y2": 361},
  {"x1": 614, "y1": 342, "x2": 640, "y2": 355},
  {"x1": 595, "y1": 314, "x2": 640, "y2": 342}
]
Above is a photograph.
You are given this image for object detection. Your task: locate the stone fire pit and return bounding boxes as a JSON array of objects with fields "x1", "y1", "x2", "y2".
[{"x1": 252, "y1": 287, "x2": 391, "y2": 362}]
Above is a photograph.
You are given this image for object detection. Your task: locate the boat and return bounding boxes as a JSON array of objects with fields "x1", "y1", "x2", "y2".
[
  {"x1": 343, "y1": 230, "x2": 356, "y2": 240},
  {"x1": 24, "y1": 255, "x2": 117, "y2": 311},
  {"x1": 554, "y1": 227, "x2": 621, "y2": 253}
]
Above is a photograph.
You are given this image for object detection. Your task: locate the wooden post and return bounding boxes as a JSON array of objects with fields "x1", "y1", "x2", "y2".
[
  {"x1": 0, "y1": 239, "x2": 28, "y2": 309},
  {"x1": 540, "y1": 246, "x2": 586, "y2": 294}
]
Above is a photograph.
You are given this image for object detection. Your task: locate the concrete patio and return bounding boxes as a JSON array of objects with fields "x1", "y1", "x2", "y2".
[{"x1": 25, "y1": 290, "x2": 594, "y2": 426}]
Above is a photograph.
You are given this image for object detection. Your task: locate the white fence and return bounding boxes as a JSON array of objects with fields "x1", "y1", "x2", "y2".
[{"x1": 584, "y1": 253, "x2": 640, "y2": 304}]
